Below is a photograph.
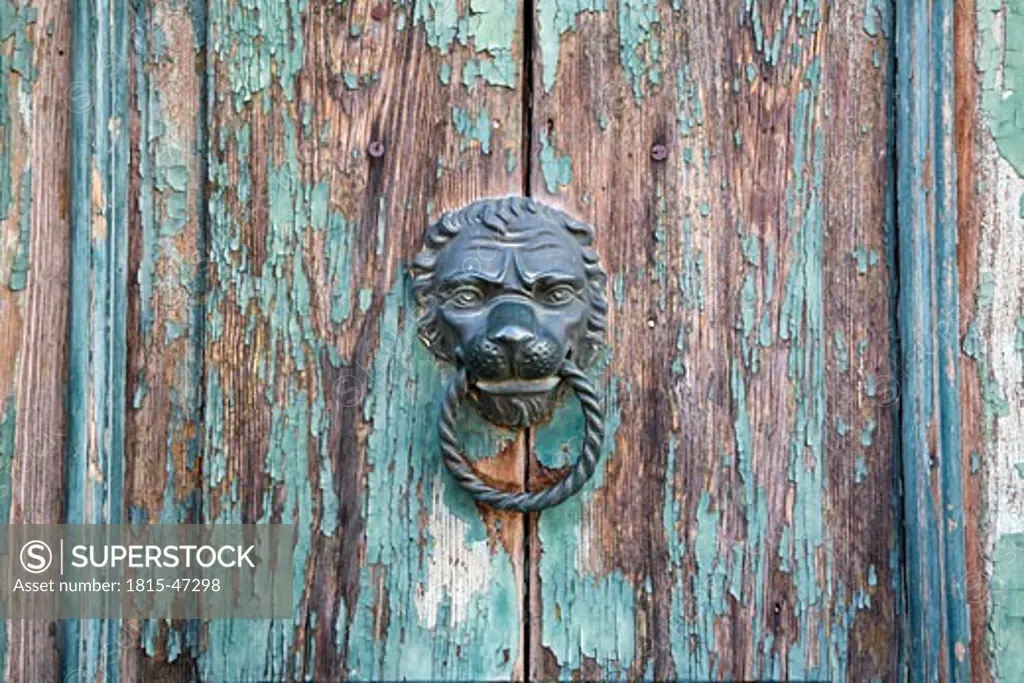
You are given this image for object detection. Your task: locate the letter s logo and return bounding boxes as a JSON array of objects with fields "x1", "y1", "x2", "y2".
[{"x1": 20, "y1": 541, "x2": 52, "y2": 574}]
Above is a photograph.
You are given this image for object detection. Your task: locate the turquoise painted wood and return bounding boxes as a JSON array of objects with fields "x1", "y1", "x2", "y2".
[
  {"x1": 527, "y1": 0, "x2": 904, "y2": 680},
  {"x1": 196, "y1": 0, "x2": 527, "y2": 680},
  {"x1": 1, "y1": 0, "x2": 999, "y2": 680},
  {"x1": 1, "y1": 0, "x2": 71, "y2": 679},
  {"x1": 67, "y1": 0, "x2": 129, "y2": 680},
  {"x1": 959, "y1": 0, "x2": 1024, "y2": 681},
  {"x1": 894, "y1": 0, "x2": 971, "y2": 679}
]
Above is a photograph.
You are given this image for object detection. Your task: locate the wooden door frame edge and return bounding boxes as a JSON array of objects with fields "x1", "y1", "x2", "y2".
[
  {"x1": 894, "y1": 0, "x2": 973, "y2": 680},
  {"x1": 66, "y1": 0, "x2": 130, "y2": 680}
]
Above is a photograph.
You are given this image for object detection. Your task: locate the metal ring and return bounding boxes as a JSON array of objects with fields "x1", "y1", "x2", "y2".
[{"x1": 438, "y1": 360, "x2": 605, "y2": 511}]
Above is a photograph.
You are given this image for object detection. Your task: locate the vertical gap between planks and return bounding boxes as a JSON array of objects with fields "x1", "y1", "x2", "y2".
[
  {"x1": 520, "y1": 0, "x2": 537, "y2": 677},
  {"x1": 196, "y1": 0, "x2": 211, "y2": 528},
  {"x1": 64, "y1": 0, "x2": 93, "y2": 674},
  {"x1": 886, "y1": 0, "x2": 909, "y2": 675},
  {"x1": 174, "y1": 2, "x2": 211, "y2": 671},
  {"x1": 519, "y1": 0, "x2": 535, "y2": 195}
]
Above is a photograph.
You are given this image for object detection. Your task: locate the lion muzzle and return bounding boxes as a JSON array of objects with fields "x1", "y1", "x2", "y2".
[{"x1": 463, "y1": 301, "x2": 565, "y2": 388}]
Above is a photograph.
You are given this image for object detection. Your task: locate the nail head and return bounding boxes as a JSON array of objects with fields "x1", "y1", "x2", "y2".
[
  {"x1": 368, "y1": 141, "x2": 385, "y2": 158},
  {"x1": 651, "y1": 144, "x2": 668, "y2": 161}
]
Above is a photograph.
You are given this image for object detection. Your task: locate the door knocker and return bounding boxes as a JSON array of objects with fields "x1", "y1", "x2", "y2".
[{"x1": 411, "y1": 197, "x2": 609, "y2": 511}]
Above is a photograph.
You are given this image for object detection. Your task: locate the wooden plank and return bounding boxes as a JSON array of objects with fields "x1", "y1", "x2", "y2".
[
  {"x1": 65, "y1": 0, "x2": 132, "y2": 680},
  {"x1": 121, "y1": 1, "x2": 208, "y2": 679},
  {"x1": 895, "y1": 0, "x2": 972, "y2": 680},
  {"x1": 527, "y1": 1, "x2": 900, "y2": 679},
  {"x1": 194, "y1": 0, "x2": 527, "y2": 679},
  {"x1": 0, "y1": 0, "x2": 71, "y2": 680},
  {"x1": 958, "y1": 0, "x2": 1024, "y2": 681}
]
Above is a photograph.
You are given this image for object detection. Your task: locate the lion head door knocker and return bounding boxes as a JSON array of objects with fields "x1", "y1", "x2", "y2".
[{"x1": 411, "y1": 197, "x2": 609, "y2": 512}]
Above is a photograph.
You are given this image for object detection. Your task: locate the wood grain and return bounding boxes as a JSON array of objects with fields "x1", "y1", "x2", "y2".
[
  {"x1": 194, "y1": 0, "x2": 527, "y2": 679},
  {"x1": 895, "y1": 0, "x2": 973, "y2": 679},
  {"x1": 954, "y1": 0, "x2": 991, "y2": 680},
  {"x1": 1, "y1": 0, "x2": 71, "y2": 680},
  {"x1": 526, "y1": 1, "x2": 898, "y2": 680},
  {"x1": 11, "y1": 1, "x2": 1014, "y2": 680},
  {"x1": 958, "y1": 0, "x2": 1024, "y2": 680},
  {"x1": 122, "y1": 1, "x2": 207, "y2": 679},
  {"x1": 65, "y1": 0, "x2": 133, "y2": 679}
]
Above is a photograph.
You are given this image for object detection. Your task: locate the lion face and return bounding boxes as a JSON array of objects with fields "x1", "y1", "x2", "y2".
[{"x1": 412, "y1": 198, "x2": 607, "y2": 428}]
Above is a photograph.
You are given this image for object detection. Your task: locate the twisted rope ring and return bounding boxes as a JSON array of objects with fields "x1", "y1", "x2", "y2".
[{"x1": 439, "y1": 360, "x2": 605, "y2": 512}]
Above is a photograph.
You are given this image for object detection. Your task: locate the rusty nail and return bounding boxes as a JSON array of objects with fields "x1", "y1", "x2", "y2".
[
  {"x1": 650, "y1": 143, "x2": 668, "y2": 161},
  {"x1": 367, "y1": 141, "x2": 385, "y2": 158},
  {"x1": 371, "y1": 4, "x2": 387, "y2": 21}
]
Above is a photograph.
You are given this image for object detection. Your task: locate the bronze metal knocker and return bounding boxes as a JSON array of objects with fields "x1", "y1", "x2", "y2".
[{"x1": 411, "y1": 197, "x2": 609, "y2": 511}]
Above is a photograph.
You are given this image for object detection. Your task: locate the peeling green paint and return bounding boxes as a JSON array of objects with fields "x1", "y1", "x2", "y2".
[
  {"x1": 7, "y1": 170, "x2": 30, "y2": 290},
  {"x1": 652, "y1": 193, "x2": 669, "y2": 310},
  {"x1": 977, "y1": 0, "x2": 1024, "y2": 176},
  {"x1": 209, "y1": 0, "x2": 308, "y2": 109},
  {"x1": 617, "y1": 0, "x2": 659, "y2": 99},
  {"x1": 199, "y1": 11, "x2": 378, "y2": 670},
  {"x1": 535, "y1": 366, "x2": 629, "y2": 678},
  {"x1": 452, "y1": 106, "x2": 492, "y2": 154},
  {"x1": 539, "y1": 128, "x2": 572, "y2": 193},
  {"x1": 536, "y1": 0, "x2": 606, "y2": 91},
  {"x1": 326, "y1": 214, "x2": 355, "y2": 324},
  {"x1": 357, "y1": 287, "x2": 373, "y2": 312},
  {"x1": 853, "y1": 245, "x2": 880, "y2": 274},
  {"x1": 675, "y1": 64, "x2": 704, "y2": 137},
  {"x1": 739, "y1": 272, "x2": 759, "y2": 371},
  {"x1": 742, "y1": 0, "x2": 819, "y2": 67},
  {"x1": 1, "y1": 0, "x2": 37, "y2": 294},
  {"x1": 676, "y1": 219, "x2": 702, "y2": 311},
  {"x1": 413, "y1": 0, "x2": 458, "y2": 50},
  {"x1": 663, "y1": 435, "x2": 680, "y2": 561},
  {"x1": 990, "y1": 534, "x2": 1024, "y2": 679},
  {"x1": 963, "y1": 318, "x2": 1010, "y2": 435},
  {"x1": 834, "y1": 329, "x2": 850, "y2": 374},
  {"x1": 680, "y1": 491, "x2": 731, "y2": 677},
  {"x1": 862, "y1": 0, "x2": 891, "y2": 38},
  {"x1": 860, "y1": 419, "x2": 876, "y2": 447},
  {"x1": 458, "y1": 0, "x2": 518, "y2": 88},
  {"x1": 411, "y1": 0, "x2": 520, "y2": 88},
  {"x1": 0, "y1": 0, "x2": 37, "y2": 87},
  {"x1": 347, "y1": 276, "x2": 521, "y2": 680}
]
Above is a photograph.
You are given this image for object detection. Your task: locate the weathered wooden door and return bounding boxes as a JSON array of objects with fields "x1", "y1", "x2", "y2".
[{"x1": 4, "y1": 0, "x2": 1020, "y2": 681}]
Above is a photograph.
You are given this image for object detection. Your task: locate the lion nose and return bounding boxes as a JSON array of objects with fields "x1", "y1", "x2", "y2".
[
  {"x1": 486, "y1": 301, "x2": 537, "y2": 347},
  {"x1": 489, "y1": 325, "x2": 534, "y2": 345}
]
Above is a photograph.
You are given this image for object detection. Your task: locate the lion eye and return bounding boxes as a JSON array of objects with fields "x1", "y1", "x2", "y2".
[
  {"x1": 448, "y1": 285, "x2": 485, "y2": 308},
  {"x1": 542, "y1": 284, "x2": 578, "y2": 306}
]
